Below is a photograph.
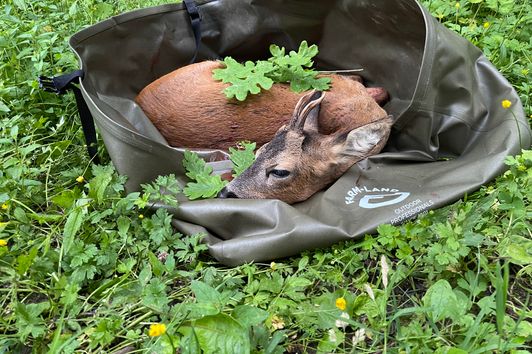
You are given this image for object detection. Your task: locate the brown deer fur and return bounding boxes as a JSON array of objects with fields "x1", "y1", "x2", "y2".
[{"x1": 136, "y1": 60, "x2": 389, "y2": 150}]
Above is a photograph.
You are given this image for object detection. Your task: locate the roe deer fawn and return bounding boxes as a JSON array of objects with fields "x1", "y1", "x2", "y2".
[{"x1": 136, "y1": 61, "x2": 392, "y2": 203}]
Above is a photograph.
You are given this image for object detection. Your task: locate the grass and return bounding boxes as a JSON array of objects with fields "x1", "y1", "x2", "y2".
[{"x1": 0, "y1": 0, "x2": 531, "y2": 353}]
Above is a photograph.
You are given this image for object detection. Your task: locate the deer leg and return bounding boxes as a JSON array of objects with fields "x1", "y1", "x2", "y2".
[
  {"x1": 365, "y1": 87, "x2": 389, "y2": 106},
  {"x1": 342, "y1": 75, "x2": 389, "y2": 106}
]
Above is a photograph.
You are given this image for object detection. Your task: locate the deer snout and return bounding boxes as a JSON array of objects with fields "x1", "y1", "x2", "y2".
[{"x1": 217, "y1": 187, "x2": 239, "y2": 199}]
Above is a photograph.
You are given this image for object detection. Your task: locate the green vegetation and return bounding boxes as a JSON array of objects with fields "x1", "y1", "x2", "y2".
[
  {"x1": 228, "y1": 141, "x2": 256, "y2": 177},
  {"x1": 0, "y1": 0, "x2": 531, "y2": 353},
  {"x1": 213, "y1": 41, "x2": 331, "y2": 101},
  {"x1": 182, "y1": 151, "x2": 227, "y2": 200},
  {"x1": 182, "y1": 142, "x2": 256, "y2": 200}
]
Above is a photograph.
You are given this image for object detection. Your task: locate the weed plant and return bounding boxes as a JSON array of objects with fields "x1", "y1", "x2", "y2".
[{"x1": 0, "y1": 0, "x2": 531, "y2": 353}]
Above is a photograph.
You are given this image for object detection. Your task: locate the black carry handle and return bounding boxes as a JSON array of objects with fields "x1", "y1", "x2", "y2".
[{"x1": 38, "y1": 70, "x2": 101, "y2": 164}]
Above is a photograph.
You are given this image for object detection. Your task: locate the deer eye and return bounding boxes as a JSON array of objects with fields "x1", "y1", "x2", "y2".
[{"x1": 267, "y1": 169, "x2": 291, "y2": 178}]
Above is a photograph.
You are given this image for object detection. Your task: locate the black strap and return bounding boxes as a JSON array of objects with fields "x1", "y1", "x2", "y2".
[
  {"x1": 183, "y1": 0, "x2": 202, "y2": 63},
  {"x1": 39, "y1": 71, "x2": 100, "y2": 164}
]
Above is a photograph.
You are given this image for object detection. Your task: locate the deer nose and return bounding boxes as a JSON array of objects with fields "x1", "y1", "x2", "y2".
[{"x1": 218, "y1": 187, "x2": 238, "y2": 199}]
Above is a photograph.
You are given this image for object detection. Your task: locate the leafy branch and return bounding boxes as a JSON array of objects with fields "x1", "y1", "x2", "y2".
[
  {"x1": 183, "y1": 151, "x2": 228, "y2": 200},
  {"x1": 228, "y1": 141, "x2": 256, "y2": 177},
  {"x1": 138, "y1": 174, "x2": 181, "y2": 208},
  {"x1": 212, "y1": 41, "x2": 331, "y2": 101},
  {"x1": 183, "y1": 142, "x2": 256, "y2": 200}
]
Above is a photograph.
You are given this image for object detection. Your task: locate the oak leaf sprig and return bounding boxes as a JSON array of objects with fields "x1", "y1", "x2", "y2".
[
  {"x1": 212, "y1": 59, "x2": 275, "y2": 101},
  {"x1": 228, "y1": 141, "x2": 256, "y2": 177},
  {"x1": 212, "y1": 41, "x2": 331, "y2": 101},
  {"x1": 183, "y1": 151, "x2": 228, "y2": 200},
  {"x1": 183, "y1": 142, "x2": 257, "y2": 200},
  {"x1": 268, "y1": 41, "x2": 331, "y2": 93}
]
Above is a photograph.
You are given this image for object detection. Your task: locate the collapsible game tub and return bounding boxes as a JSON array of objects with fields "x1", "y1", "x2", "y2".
[{"x1": 63, "y1": 0, "x2": 530, "y2": 265}]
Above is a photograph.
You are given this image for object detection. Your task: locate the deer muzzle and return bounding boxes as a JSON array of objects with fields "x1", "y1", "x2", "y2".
[{"x1": 218, "y1": 187, "x2": 238, "y2": 199}]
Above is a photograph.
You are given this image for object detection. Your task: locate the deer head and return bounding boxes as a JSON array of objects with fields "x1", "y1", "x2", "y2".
[{"x1": 218, "y1": 90, "x2": 393, "y2": 204}]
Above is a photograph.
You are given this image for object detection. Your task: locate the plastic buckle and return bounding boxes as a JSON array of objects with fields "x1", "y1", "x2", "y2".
[
  {"x1": 38, "y1": 75, "x2": 67, "y2": 94},
  {"x1": 38, "y1": 70, "x2": 84, "y2": 95},
  {"x1": 183, "y1": 0, "x2": 202, "y2": 23}
]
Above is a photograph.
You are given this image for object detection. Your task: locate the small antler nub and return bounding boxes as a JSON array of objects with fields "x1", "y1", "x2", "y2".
[{"x1": 289, "y1": 90, "x2": 325, "y2": 132}]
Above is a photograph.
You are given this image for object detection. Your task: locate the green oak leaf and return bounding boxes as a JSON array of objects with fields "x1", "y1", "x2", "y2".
[
  {"x1": 212, "y1": 41, "x2": 330, "y2": 100},
  {"x1": 229, "y1": 141, "x2": 256, "y2": 177},
  {"x1": 184, "y1": 175, "x2": 227, "y2": 200},
  {"x1": 213, "y1": 58, "x2": 274, "y2": 101},
  {"x1": 289, "y1": 71, "x2": 331, "y2": 93},
  {"x1": 183, "y1": 150, "x2": 213, "y2": 180},
  {"x1": 269, "y1": 40, "x2": 318, "y2": 68}
]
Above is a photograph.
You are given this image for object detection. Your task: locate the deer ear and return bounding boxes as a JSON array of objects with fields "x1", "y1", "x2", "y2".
[
  {"x1": 341, "y1": 116, "x2": 393, "y2": 157},
  {"x1": 255, "y1": 142, "x2": 269, "y2": 157}
]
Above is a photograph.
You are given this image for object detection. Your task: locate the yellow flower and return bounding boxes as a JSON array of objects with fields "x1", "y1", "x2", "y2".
[
  {"x1": 270, "y1": 261, "x2": 277, "y2": 270},
  {"x1": 1, "y1": 203, "x2": 8, "y2": 210},
  {"x1": 455, "y1": 2, "x2": 460, "y2": 9},
  {"x1": 0, "y1": 239, "x2": 7, "y2": 247},
  {"x1": 335, "y1": 297, "x2": 347, "y2": 311},
  {"x1": 501, "y1": 100, "x2": 512, "y2": 109},
  {"x1": 483, "y1": 22, "x2": 490, "y2": 29},
  {"x1": 76, "y1": 176, "x2": 85, "y2": 183},
  {"x1": 148, "y1": 323, "x2": 166, "y2": 337},
  {"x1": 138, "y1": 214, "x2": 144, "y2": 219}
]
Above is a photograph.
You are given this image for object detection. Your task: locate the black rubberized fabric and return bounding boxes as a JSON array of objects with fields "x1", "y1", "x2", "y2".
[{"x1": 39, "y1": 70, "x2": 100, "y2": 164}]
